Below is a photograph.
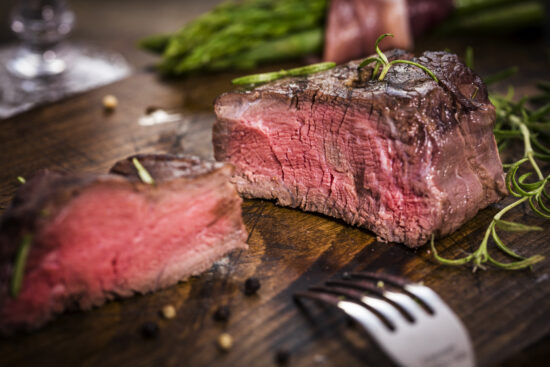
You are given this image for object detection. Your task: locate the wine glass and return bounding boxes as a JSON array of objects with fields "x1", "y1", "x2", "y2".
[
  {"x1": 0, "y1": 0, "x2": 131, "y2": 118},
  {"x1": 8, "y1": 0, "x2": 74, "y2": 79}
]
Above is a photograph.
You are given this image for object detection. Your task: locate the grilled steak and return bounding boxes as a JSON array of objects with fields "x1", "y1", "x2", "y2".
[
  {"x1": 214, "y1": 50, "x2": 507, "y2": 247},
  {"x1": 0, "y1": 154, "x2": 247, "y2": 334}
]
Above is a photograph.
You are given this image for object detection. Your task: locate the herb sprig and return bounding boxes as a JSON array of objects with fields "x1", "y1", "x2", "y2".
[
  {"x1": 232, "y1": 62, "x2": 336, "y2": 86},
  {"x1": 357, "y1": 33, "x2": 439, "y2": 82},
  {"x1": 11, "y1": 234, "x2": 33, "y2": 298},
  {"x1": 432, "y1": 51, "x2": 549, "y2": 271},
  {"x1": 132, "y1": 158, "x2": 155, "y2": 185}
]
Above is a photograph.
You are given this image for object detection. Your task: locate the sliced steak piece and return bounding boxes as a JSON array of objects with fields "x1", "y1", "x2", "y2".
[
  {"x1": 214, "y1": 50, "x2": 507, "y2": 248},
  {"x1": 0, "y1": 154, "x2": 247, "y2": 335}
]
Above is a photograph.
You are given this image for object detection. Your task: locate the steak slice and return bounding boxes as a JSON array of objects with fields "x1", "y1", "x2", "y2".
[
  {"x1": 0, "y1": 154, "x2": 247, "y2": 334},
  {"x1": 214, "y1": 50, "x2": 507, "y2": 247}
]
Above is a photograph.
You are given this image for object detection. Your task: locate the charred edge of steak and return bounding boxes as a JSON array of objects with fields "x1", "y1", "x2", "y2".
[
  {"x1": 109, "y1": 153, "x2": 230, "y2": 182},
  {"x1": 241, "y1": 50, "x2": 489, "y2": 122}
]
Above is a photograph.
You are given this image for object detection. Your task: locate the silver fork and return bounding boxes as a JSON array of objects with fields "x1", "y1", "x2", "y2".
[{"x1": 294, "y1": 272, "x2": 475, "y2": 367}]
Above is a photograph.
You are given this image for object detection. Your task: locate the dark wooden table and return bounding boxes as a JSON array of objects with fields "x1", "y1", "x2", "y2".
[{"x1": 0, "y1": 1, "x2": 549, "y2": 366}]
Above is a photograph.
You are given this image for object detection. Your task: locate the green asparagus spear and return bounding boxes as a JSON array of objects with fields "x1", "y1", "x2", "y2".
[
  {"x1": 141, "y1": 0, "x2": 326, "y2": 75},
  {"x1": 208, "y1": 28, "x2": 324, "y2": 71}
]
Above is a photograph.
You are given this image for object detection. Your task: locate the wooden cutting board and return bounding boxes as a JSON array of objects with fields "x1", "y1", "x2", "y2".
[{"x1": 0, "y1": 38, "x2": 549, "y2": 367}]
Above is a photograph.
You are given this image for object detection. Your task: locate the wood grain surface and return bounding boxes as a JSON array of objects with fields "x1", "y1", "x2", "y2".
[{"x1": 0, "y1": 1, "x2": 549, "y2": 366}]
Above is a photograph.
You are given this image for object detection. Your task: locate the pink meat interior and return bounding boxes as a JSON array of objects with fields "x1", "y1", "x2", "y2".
[
  {"x1": 216, "y1": 95, "x2": 441, "y2": 245},
  {"x1": 3, "y1": 177, "x2": 245, "y2": 327}
]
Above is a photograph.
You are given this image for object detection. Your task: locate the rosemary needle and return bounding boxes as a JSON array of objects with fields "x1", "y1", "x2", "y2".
[
  {"x1": 132, "y1": 158, "x2": 155, "y2": 185},
  {"x1": 232, "y1": 62, "x2": 336, "y2": 86},
  {"x1": 357, "y1": 33, "x2": 439, "y2": 83},
  {"x1": 11, "y1": 234, "x2": 33, "y2": 298}
]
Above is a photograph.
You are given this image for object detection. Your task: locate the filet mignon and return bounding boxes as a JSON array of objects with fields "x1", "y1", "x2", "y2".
[
  {"x1": 0, "y1": 154, "x2": 247, "y2": 334},
  {"x1": 213, "y1": 50, "x2": 507, "y2": 247}
]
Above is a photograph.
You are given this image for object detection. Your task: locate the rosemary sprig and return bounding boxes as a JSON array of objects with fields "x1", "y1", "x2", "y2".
[
  {"x1": 357, "y1": 33, "x2": 439, "y2": 83},
  {"x1": 132, "y1": 158, "x2": 155, "y2": 185},
  {"x1": 432, "y1": 57, "x2": 549, "y2": 270},
  {"x1": 431, "y1": 149, "x2": 548, "y2": 271},
  {"x1": 11, "y1": 234, "x2": 33, "y2": 298},
  {"x1": 232, "y1": 61, "x2": 336, "y2": 85}
]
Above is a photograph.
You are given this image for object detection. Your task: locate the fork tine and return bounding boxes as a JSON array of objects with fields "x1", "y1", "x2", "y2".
[
  {"x1": 293, "y1": 290, "x2": 342, "y2": 307},
  {"x1": 309, "y1": 285, "x2": 365, "y2": 304},
  {"x1": 294, "y1": 290, "x2": 392, "y2": 337},
  {"x1": 352, "y1": 272, "x2": 434, "y2": 314},
  {"x1": 358, "y1": 295, "x2": 409, "y2": 330},
  {"x1": 310, "y1": 285, "x2": 395, "y2": 330},
  {"x1": 337, "y1": 300, "x2": 391, "y2": 337},
  {"x1": 383, "y1": 291, "x2": 429, "y2": 322},
  {"x1": 327, "y1": 279, "x2": 415, "y2": 322},
  {"x1": 317, "y1": 283, "x2": 410, "y2": 330},
  {"x1": 404, "y1": 283, "x2": 447, "y2": 314},
  {"x1": 327, "y1": 279, "x2": 384, "y2": 296}
]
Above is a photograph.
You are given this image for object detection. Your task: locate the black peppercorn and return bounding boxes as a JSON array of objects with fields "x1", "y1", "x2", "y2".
[
  {"x1": 244, "y1": 277, "x2": 261, "y2": 295},
  {"x1": 213, "y1": 305, "x2": 231, "y2": 322},
  {"x1": 141, "y1": 321, "x2": 159, "y2": 338},
  {"x1": 274, "y1": 348, "x2": 290, "y2": 365}
]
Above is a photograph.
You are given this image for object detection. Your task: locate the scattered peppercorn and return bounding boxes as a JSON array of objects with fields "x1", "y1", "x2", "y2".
[
  {"x1": 141, "y1": 321, "x2": 159, "y2": 338},
  {"x1": 213, "y1": 305, "x2": 231, "y2": 322},
  {"x1": 342, "y1": 272, "x2": 351, "y2": 280},
  {"x1": 244, "y1": 277, "x2": 261, "y2": 295},
  {"x1": 161, "y1": 304, "x2": 176, "y2": 319},
  {"x1": 275, "y1": 348, "x2": 290, "y2": 365},
  {"x1": 217, "y1": 332, "x2": 233, "y2": 352},
  {"x1": 102, "y1": 94, "x2": 118, "y2": 110}
]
